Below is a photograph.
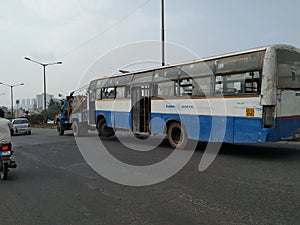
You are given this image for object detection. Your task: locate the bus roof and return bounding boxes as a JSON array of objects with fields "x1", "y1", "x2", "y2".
[{"x1": 90, "y1": 44, "x2": 300, "y2": 84}]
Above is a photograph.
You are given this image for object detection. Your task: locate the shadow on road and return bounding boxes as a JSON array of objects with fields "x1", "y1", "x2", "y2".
[
  {"x1": 206, "y1": 142, "x2": 300, "y2": 161},
  {"x1": 79, "y1": 132, "x2": 300, "y2": 162}
]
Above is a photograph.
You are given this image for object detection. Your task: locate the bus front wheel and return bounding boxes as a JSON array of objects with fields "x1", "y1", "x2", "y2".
[
  {"x1": 168, "y1": 122, "x2": 188, "y2": 149},
  {"x1": 97, "y1": 118, "x2": 115, "y2": 137}
]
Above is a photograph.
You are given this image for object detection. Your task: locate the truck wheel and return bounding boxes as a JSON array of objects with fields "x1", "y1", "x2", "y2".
[
  {"x1": 57, "y1": 122, "x2": 64, "y2": 136},
  {"x1": 97, "y1": 118, "x2": 115, "y2": 137},
  {"x1": 73, "y1": 121, "x2": 81, "y2": 137},
  {"x1": 0, "y1": 161, "x2": 8, "y2": 180},
  {"x1": 168, "y1": 122, "x2": 188, "y2": 149}
]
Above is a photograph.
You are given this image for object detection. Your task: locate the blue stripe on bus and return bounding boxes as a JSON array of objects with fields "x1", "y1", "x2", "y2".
[
  {"x1": 151, "y1": 113, "x2": 265, "y2": 143},
  {"x1": 94, "y1": 110, "x2": 300, "y2": 143},
  {"x1": 95, "y1": 110, "x2": 132, "y2": 130}
]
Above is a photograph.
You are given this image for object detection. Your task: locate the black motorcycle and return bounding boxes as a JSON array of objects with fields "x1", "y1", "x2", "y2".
[{"x1": 0, "y1": 142, "x2": 17, "y2": 180}]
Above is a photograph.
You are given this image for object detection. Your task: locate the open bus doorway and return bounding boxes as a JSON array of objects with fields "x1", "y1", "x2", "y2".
[{"x1": 131, "y1": 85, "x2": 151, "y2": 134}]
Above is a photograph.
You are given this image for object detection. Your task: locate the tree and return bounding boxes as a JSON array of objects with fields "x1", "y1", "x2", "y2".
[
  {"x1": 26, "y1": 114, "x2": 44, "y2": 125},
  {"x1": 47, "y1": 99, "x2": 61, "y2": 121},
  {"x1": 0, "y1": 106, "x2": 11, "y2": 119}
]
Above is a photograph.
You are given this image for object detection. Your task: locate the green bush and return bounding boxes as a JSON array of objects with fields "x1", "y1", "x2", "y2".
[{"x1": 26, "y1": 114, "x2": 44, "y2": 125}]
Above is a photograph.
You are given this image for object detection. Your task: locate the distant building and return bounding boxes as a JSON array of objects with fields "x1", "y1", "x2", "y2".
[
  {"x1": 21, "y1": 99, "x2": 26, "y2": 109},
  {"x1": 19, "y1": 98, "x2": 34, "y2": 110},
  {"x1": 26, "y1": 98, "x2": 31, "y2": 108},
  {"x1": 36, "y1": 93, "x2": 54, "y2": 109}
]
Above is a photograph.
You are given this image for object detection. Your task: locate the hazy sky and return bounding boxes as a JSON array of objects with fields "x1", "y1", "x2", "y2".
[{"x1": 1, "y1": 0, "x2": 300, "y2": 107}]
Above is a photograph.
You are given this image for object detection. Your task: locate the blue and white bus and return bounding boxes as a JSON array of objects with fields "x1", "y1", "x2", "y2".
[{"x1": 86, "y1": 44, "x2": 300, "y2": 148}]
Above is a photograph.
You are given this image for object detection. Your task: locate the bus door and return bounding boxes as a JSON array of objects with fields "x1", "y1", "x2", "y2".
[{"x1": 131, "y1": 85, "x2": 151, "y2": 133}]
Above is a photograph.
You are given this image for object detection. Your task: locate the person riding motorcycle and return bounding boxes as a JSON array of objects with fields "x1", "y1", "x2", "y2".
[
  {"x1": 0, "y1": 109, "x2": 12, "y2": 143},
  {"x1": 0, "y1": 109, "x2": 16, "y2": 168}
]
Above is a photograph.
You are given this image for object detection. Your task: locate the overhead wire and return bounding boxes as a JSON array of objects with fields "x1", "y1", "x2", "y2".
[{"x1": 60, "y1": 0, "x2": 153, "y2": 59}]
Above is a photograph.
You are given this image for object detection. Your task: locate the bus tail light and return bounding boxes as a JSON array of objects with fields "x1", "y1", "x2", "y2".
[{"x1": 263, "y1": 106, "x2": 275, "y2": 128}]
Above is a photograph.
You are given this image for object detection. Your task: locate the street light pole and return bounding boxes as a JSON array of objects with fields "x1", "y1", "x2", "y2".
[
  {"x1": 11, "y1": 86, "x2": 13, "y2": 116},
  {"x1": 43, "y1": 64, "x2": 46, "y2": 113},
  {"x1": 24, "y1": 57, "x2": 62, "y2": 122},
  {"x1": 0, "y1": 82, "x2": 24, "y2": 117},
  {"x1": 161, "y1": 0, "x2": 165, "y2": 66}
]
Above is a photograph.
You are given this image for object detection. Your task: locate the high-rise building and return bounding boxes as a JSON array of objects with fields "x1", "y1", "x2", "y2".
[
  {"x1": 26, "y1": 98, "x2": 31, "y2": 108},
  {"x1": 36, "y1": 93, "x2": 54, "y2": 110},
  {"x1": 21, "y1": 99, "x2": 26, "y2": 109}
]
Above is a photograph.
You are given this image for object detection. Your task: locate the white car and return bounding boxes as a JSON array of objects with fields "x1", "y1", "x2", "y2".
[{"x1": 11, "y1": 118, "x2": 31, "y2": 135}]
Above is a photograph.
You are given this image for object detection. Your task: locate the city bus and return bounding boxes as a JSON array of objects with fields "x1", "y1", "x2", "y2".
[{"x1": 86, "y1": 44, "x2": 300, "y2": 148}]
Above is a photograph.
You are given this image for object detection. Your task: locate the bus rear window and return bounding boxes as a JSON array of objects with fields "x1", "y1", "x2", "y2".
[{"x1": 277, "y1": 50, "x2": 300, "y2": 89}]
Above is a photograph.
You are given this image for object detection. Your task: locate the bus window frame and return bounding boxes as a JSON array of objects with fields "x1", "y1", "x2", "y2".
[
  {"x1": 214, "y1": 70, "x2": 262, "y2": 96},
  {"x1": 156, "y1": 80, "x2": 177, "y2": 97},
  {"x1": 115, "y1": 85, "x2": 131, "y2": 99},
  {"x1": 192, "y1": 75, "x2": 214, "y2": 96}
]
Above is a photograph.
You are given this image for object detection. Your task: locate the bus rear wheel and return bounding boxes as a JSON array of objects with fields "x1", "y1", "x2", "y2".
[
  {"x1": 97, "y1": 118, "x2": 115, "y2": 137},
  {"x1": 168, "y1": 122, "x2": 188, "y2": 149}
]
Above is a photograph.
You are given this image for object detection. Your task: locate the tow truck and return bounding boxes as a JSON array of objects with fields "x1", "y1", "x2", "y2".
[{"x1": 55, "y1": 91, "x2": 88, "y2": 136}]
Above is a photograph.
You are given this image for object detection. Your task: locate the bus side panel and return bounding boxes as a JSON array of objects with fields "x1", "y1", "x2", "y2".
[
  {"x1": 209, "y1": 116, "x2": 234, "y2": 142},
  {"x1": 95, "y1": 110, "x2": 132, "y2": 129},
  {"x1": 150, "y1": 113, "x2": 164, "y2": 134},
  {"x1": 151, "y1": 113, "x2": 235, "y2": 142},
  {"x1": 114, "y1": 111, "x2": 132, "y2": 130},
  {"x1": 151, "y1": 113, "x2": 197, "y2": 139},
  {"x1": 233, "y1": 117, "x2": 262, "y2": 142},
  {"x1": 96, "y1": 100, "x2": 132, "y2": 129},
  {"x1": 197, "y1": 115, "x2": 212, "y2": 141}
]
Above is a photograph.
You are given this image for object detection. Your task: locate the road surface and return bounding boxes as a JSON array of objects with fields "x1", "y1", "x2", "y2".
[{"x1": 0, "y1": 128, "x2": 299, "y2": 225}]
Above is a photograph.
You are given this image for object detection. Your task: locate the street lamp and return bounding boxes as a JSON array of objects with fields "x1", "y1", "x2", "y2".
[
  {"x1": 24, "y1": 57, "x2": 62, "y2": 121},
  {"x1": 0, "y1": 82, "x2": 24, "y2": 117}
]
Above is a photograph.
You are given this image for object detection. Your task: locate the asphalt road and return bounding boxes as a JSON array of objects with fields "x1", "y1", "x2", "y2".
[{"x1": 0, "y1": 128, "x2": 299, "y2": 225}]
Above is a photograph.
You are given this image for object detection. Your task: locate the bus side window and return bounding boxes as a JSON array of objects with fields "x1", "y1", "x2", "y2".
[
  {"x1": 116, "y1": 86, "x2": 125, "y2": 99},
  {"x1": 96, "y1": 88, "x2": 101, "y2": 100},
  {"x1": 125, "y1": 86, "x2": 130, "y2": 98},
  {"x1": 193, "y1": 76, "x2": 213, "y2": 96},
  {"x1": 245, "y1": 71, "x2": 260, "y2": 93},
  {"x1": 215, "y1": 74, "x2": 243, "y2": 95},
  {"x1": 179, "y1": 78, "x2": 192, "y2": 96},
  {"x1": 214, "y1": 71, "x2": 260, "y2": 95},
  {"x1": 102, "y1": 87, "x2": 116, "y2": 99},
  {"x1": 151, "y1": 83, "x2": 158, "y2": 97},
  {"x1": 215, "y1": 76, "x2": 223, "y2": 95},
  {"x1": 115, "y1": 86, "x2": 130, "y2": 99},
  {"x1": 157, "y1": 81, "x2": 176, "y2": 97}
]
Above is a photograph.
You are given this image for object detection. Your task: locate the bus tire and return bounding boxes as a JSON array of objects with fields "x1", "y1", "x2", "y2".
[
  {"x1": 168, "y1": 121, "x2": 188, "y2": 149},
  {"x1": 97, "y1": 118, "x2": 115, "y2": 137}
]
